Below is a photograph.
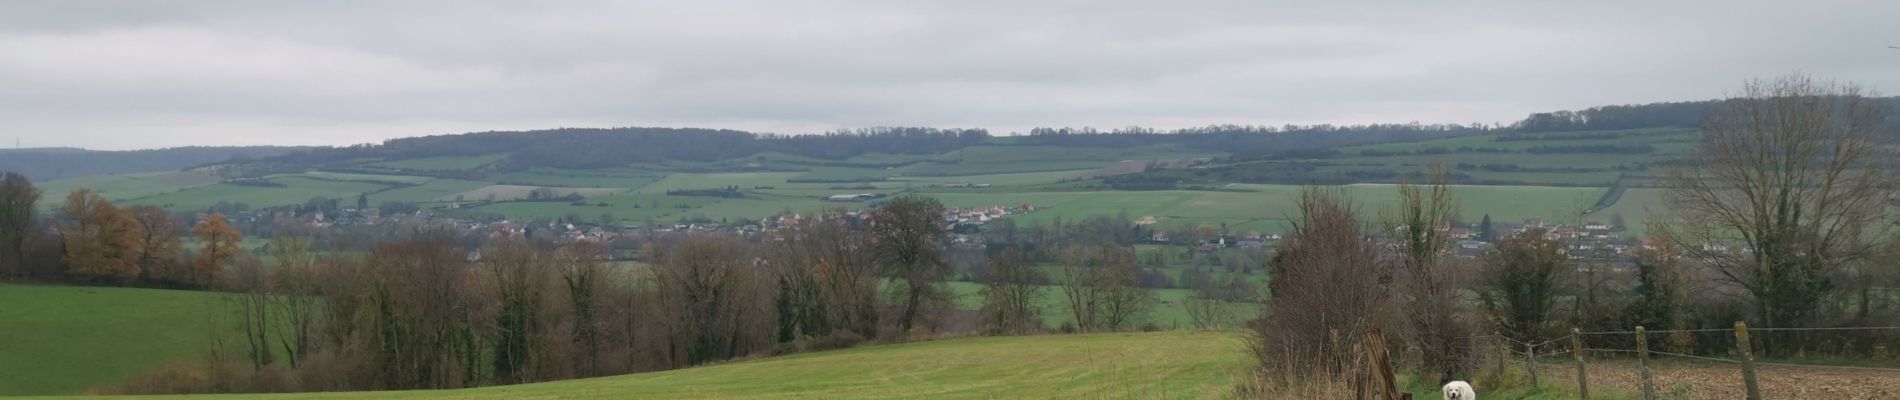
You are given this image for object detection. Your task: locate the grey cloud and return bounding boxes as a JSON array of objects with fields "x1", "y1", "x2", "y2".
[{"x1": 1, "y1": 0, "x2": 1895, "y2": 149}]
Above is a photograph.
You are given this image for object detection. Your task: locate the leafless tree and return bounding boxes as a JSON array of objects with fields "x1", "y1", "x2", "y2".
[
  {"x1": 556, "y1": 241, "x2": 608, "y2": 376},
  {"x1": 1251, "y1": 186, "x2": 1394, "y2": 380},
  {"x1": 268, "y1": 234, "x2": 321, "y2": 368},
  {"x1": 1182, "y1": 293, "x2": 1235, "y2": 330},
  {"x1": 978, "y1": 248, "x2": 1044, "y2": 335},
  {"x1": 1059, "y1": 245, "x2": 1154, "y2": 332},
  {"x1": 127, "y1": 205, "x2": 185, "y2": 285},
  {"x1": 485, "y1": 237, "x2": 552, "y2": 383},
  {"x1": 1660, "y1": 74, "x2": 1892, "y2": 353},
  {"x1": 1383, "y1": 166, "x2": 1475, "y2": 382},
  {"x1": 653, "y1": 235, "x2": 777, "y2": 366},
  {"x1": 227, "y1": 254, "x2": 275, "y2": 370}
]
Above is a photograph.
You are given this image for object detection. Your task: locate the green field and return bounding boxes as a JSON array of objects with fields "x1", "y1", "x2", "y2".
[
  {"x1": 65, "y1": 331, "x2": 1253, "y2": 400},
  {"x1": 365, "y1": 154, "x2": 507, "y2": 171},
  {"x1": 0, "y1": 284, "x2": 231, "y2": 395},
  {"x1": 633, "y1": 172, "x2": 807, "y2": 194},
  {"x1": 127, "y1": 179, "x2": 392, "y2": 211},
  {"x1": 24, "y1": 130, "x2": 1679, "y2": 235},
  {"x1": 942, "y1": 280, "x2": 1262, "y2": 329},
  {"x1": 34, "y1": 171, "x2": 222, "y2": 208}
]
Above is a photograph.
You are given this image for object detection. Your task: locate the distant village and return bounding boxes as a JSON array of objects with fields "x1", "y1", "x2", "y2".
[{"x1": 212, "y1": 189, "x2": 1643, "y2": 270}]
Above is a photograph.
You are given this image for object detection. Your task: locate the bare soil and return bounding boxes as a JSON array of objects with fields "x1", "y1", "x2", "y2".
[{"x1": 1550, "y1": 360, "x2": 1900, "y2": 400}]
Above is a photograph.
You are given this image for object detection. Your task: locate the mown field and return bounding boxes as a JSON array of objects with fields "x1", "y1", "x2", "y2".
[
  {"x1": 64, "y1": 331, "x2": 1254, "y2": 400},
  {"x1": 0, "y1": 284, "x2": 231, "y2": 396}
]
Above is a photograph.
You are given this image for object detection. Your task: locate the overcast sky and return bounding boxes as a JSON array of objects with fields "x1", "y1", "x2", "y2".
[{"x1": 3, "y1": 1, "x2": 1895, "y2": 150}]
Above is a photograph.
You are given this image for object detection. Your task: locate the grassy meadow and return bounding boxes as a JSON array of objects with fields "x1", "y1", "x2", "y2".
[
  {"x1": 60, "y1": 331, "x2": 1253, "y2": 400},
  {"x1": 0, "y1": 284, "x2": 230, "y2": 395}
]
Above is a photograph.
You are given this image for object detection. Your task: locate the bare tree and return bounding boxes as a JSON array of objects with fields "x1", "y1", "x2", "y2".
[
  {"x1": 127, "y1": 205, "x2": 185, "y2": 286},
  {"x1": 227, "y1": 254, "x2": 275, "y2": 369},
  {"x1": 485, "y1": 237, "x2": 552, "y2": 383},
  {"x1": 1182, "y1": 294, "x2": 1232, "y2": 330},
  {"x1": 268, "y1": 233, "x2": 321, "y2": 368},
  {"x1": 557, "y1": 241, "x2": 608, "y2": 376},
  {"x1": 653, "y1": 235, "x2": 777, "y2": 366},
  {"x1": 1661, "y1": 74, "x2": 1892, "y2": 352},
  {"x1": 1251, "y1": 186, "x2": 1393, "y2": 379},
  {"x1": 978, "y1": 248, "x2": 1044, "y2": 335},
  {"x1": 1384, "y1": 166, "x2": 1474, "y2": 382},
  {"x1": 1059, "y1": 245, "x2": 1154, "y2": 332}
]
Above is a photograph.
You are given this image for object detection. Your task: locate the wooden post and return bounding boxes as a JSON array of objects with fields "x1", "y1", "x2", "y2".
[
  {"x1": 1525, "y1": 340, "x2": 1539, "y2": 387},
  {"x1": 1637, "y1": 326, "x2": 1656, "y2": 400},
  {"x1": 1735, "y1": 321, "x2": 1762, "y2": 400},
  {"x1": 1572, "y1": 328, "x2": 1589, "y2": 399},
  {"x1": 1356, "y1": 329, "x2": 1402, "y2": 400},
  {"x1": 1493, "y1": 332, "x2": 1506, "y2": 382}
]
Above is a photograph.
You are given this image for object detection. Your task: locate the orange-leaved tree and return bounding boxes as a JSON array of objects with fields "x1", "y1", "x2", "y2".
[
  {"x1": 57, "y1": 189, "x2": 144, "y2": 283},
  {"x1": 192, "y1": 212, "x2": 242, "y2": 288}
]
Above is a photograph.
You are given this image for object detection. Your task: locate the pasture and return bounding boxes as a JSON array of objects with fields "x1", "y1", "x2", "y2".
[
  {"x1": 364, "y1": 154, "x2": 508, "y2": 171},
  {"x1": 0, "y1": 284, "x2": 229, "y2": 395},
  {"x1": 33, "y1": 171, "x2": 221, "y2": 208},
  {"x1": 67, "y1": 331, "x2": 1253, "y2": 400},
  {"x1": 941, "y1": 281, "x2": 1263, "y2": 329}
]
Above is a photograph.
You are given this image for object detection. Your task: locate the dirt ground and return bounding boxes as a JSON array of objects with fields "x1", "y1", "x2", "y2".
[{"x1": 1549, "y1": 360, "x2": 1900, "y2": 400}]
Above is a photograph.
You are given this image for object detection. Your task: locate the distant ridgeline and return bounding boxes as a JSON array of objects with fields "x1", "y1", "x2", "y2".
[
  {"x1": 1514, "y1": 97, "x2": 1900, "y2": 133},
  {"x1": 0, "y1": 146, "x2": 304, "y2": 181},
  {"x1": 217, "y1": 124, "x2": 1493, "y2": 178}
]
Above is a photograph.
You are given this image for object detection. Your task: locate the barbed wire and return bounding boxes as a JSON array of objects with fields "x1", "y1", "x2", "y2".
[
  {"x1": 1577, "y1": 326, "x2": 1900, "y2": 335},
  {"x1": 1752, "y1": 361, "x2": 1900, "y2": 373},
  {"x1": 1585, "y1": 348, "x2": 1742, "y2": 364}
]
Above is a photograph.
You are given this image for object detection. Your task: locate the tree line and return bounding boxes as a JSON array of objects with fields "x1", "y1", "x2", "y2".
[
  {"x1": 0, "y1": 179, "x2": 243, "y2": 289},
  {"x1": 1247, "y1": 75, "x2": 1900, "y2": 396},
  {"x1": 0, "y1": 191, "x2": 1170, "y2": 394}
]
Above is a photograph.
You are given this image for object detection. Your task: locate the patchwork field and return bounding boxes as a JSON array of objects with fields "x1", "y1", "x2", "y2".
[
  {"x1": 33, "y1": 171, "x2": 222, "y2": 207},
  {"x1": 23, "y1": 130, "x2": 1678, "y2": 236},
  {"x1": 450, "y1": 185, "x2": 628, "y2": 202}
]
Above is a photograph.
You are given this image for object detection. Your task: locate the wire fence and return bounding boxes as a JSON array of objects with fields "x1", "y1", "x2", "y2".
[{"x1": 1483, "y1": 322, "x2": 1900, "y2": 400}]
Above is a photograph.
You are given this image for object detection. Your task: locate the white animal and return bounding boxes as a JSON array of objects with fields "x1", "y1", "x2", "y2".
[{"x1": 1442, "y1": 381, "x2": 1476, "y2": 400}]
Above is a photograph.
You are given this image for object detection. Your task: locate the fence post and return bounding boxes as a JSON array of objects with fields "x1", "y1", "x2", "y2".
[
  {"x1": 1637, "y1": 326, "x2": 1655, "y2": 400},
  {"x1": 1572, "y1": 328, "x2": 1589, "y2": 399},
  {"x1": 1525, "y1": 340, "x2": 1539, "y2": 387},
  {"x1": 1493, "y1": 332, "x2": 1505, "y2": 382},
  {"x1": 1734, "y1": 321, "x2": 1762, "y2": 400}
]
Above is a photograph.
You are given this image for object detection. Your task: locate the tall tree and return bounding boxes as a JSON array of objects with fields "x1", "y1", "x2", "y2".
[
  {"x1": 1385, "y1": 166, "x2": 1473, "y2": 383},
  {"x1": 192, "y1": 213, "x2": 242, "y2": 288},
  {"x1": 869, "y1": 195, "x2": 950, "y2": 333},
  {"x1": 557, "y1": 241, "x2": 608, "y2": 376},
  {"x1": 1054, "y1": 245, "x2": 1156, "y2": 332},
  {"x1": 1477, "y1": 214, "x2": 1494, "y2": 242},
  {"x1": 0, "y1": 172, "x2": 39, "y2": 277},
  {"x1": 485, "y1": 237, "x2": 550, "y2": 383},
  {"x1": 1251, "y1": 186, "x2": 1392, "y2": 379},
  {"x1": 126, "y1": 205, "x2": 184, "y2": 285},
  {"x1": 57, "y1": 189, "x2": 144, "y2": 283},
  {"x1": 653, "y1": 235, "x2": 776, "y2": 366},
  {"x1": 269, "y1": 233, "x2": 322, "y2": 368},
  {"x1": 978, "y1": 249, "x2": 1044, "y2": 335},
  {"x1": 1661, "y1": 75, "x2": 1891, "y2": 353}
]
